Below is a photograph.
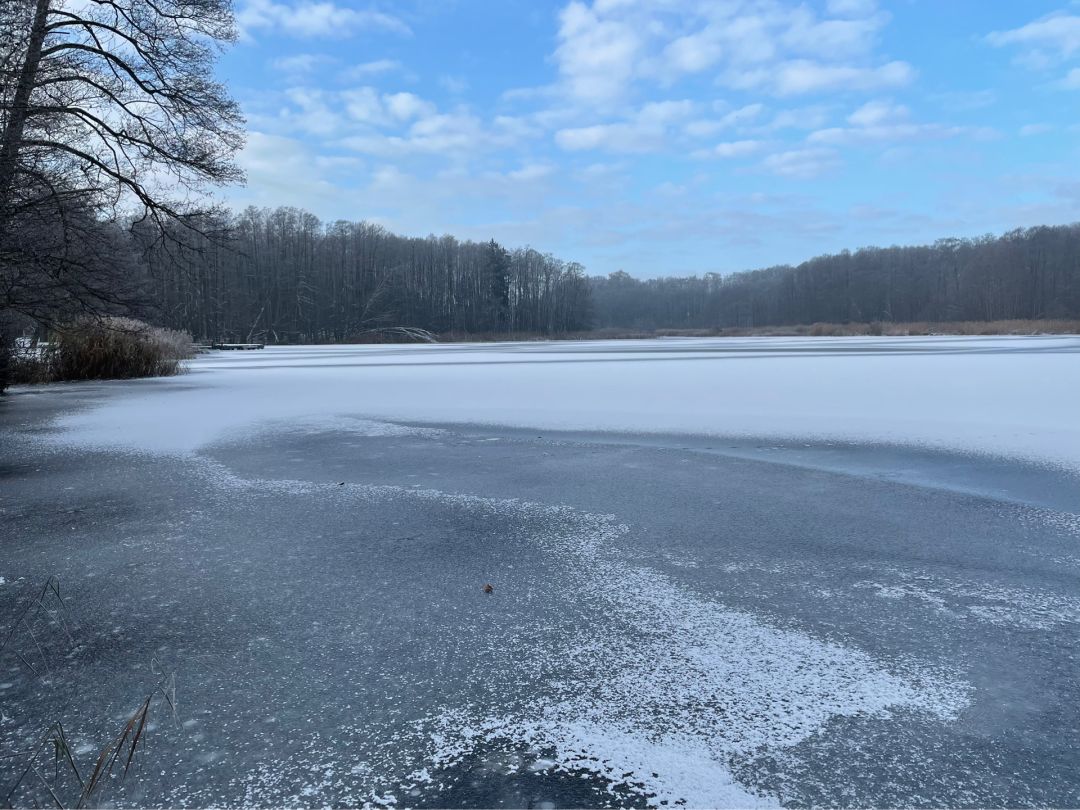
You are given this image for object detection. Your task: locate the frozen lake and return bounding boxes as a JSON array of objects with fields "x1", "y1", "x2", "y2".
[
  {"x1": 2, "y1": 335, "x2": 1080, "y2": 807},
  {"x1": 52, "y1": 335, "x2": 1080, "y2": 470}
]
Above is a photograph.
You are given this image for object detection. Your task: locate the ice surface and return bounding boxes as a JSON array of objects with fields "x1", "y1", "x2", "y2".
[
  {"x1": 17, "y1": 335, "x2": 1073, "y2": 805},
  {"x1": 43, "y1": 336, "x2": 1080, "y2": 470},
  {"x1": 407, "y1": 487, "x2": 967, "y2": 808},
  {"x1": 202, "y1": 469, "x2": 968, "y2": 808}
]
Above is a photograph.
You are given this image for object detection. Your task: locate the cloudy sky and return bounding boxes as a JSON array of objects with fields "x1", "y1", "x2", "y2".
[{"x1": 220, "y1": 0, "x2": 1080, "y2": 277}]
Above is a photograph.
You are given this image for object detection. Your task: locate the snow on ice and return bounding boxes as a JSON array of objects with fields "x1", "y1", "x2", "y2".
[{"x1": 43, "y1": 336, "x2": 1080, "y2": 471}]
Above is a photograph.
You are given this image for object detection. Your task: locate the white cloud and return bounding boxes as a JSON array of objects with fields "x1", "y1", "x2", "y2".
[
  {"x1": 826, "y1": 0, "x2": 878, "y2": 18},
  {"x1": 664, "y1": 30, "x2": 725, "y2": 74},
  {"x1": 987, "y1": 12, "x2": 1080, "y2": 85},
  {"x1": 809, "y1": 123, "x2": 946, "y2": 146},
  {"x1": 508, "y1": 163, "x2": 555, "y2": 182},
  {"x1": 554, "y1": 0, "x2": 642, "y2": 105},
  {"x1": 282, "y1": 87, "x2": 342, "y2": 135},
  {"x1": 646, "y1": 2, "x2": 890, "y2": 86},
  {"x1": 684, "y1": 104, "x2": 765, "y2": 138},
  {"x1": 505, "y1": 0, "x2": 916, "y2": 168},
  {"x1": 637, "y1": 99, "x2": 697, "y2": 125},
  {"x1": 1019, "y1": 123, "x2": 1054, "y2": 136},
  {"x1": 555, "y1": 124, "x2": 624, "y2": 151},
  {"x1": 340, "y1": 110, "x2": 511, "y2": 159},
  {"x1": 271, "y1": 53, "x2": 334, "y2": 74},
  {"x1": 825, "y1": 0, "x2": 876, "y2": 17},
  {"x1": 721, "y1": 103, "x2": 766, "y2": 127},
  {"x1": 764, "y1": 105, "x2": 832, "y2": 131},
  {"x1": 492, "y1": 114, "x2": 543, "y2": 142},
  {"x1": 384, "y1": 92, "x2": 436, "y2": 122},
  {"x1": 806, "y1": 99, "x2": 983, "y2": 147},
  {"x1": 555, "y1": 99, "x2": 697, "y2": 152},
  {"x1": 847, "y1": 99, "x2": 908, "y2": 127},
  {"x1": 781, "y1": 7, "x2": 889, "y2": 59},
  {"x1": 439, "y1": 76, "x2": 470, "y2": 95},
  {"x1": 340, "y1": 60, "x2": 403, "y2": 80},
  {"x1": 731, "y1": 59, "x2": 915, "y2": 96},
  {"x1": 232, "y1": 132, "x2": 360, "y2": 212},
  {"x1": 1062, "y1": 67, "x2": 1080, "y2": 88},
  {"x1": 238, "y1": 0, "x2": 411, "y2": 38},
  {"x1": 711, "y1": 140, "x2": 764, "y2": 158},
  {"x1": 761, "y1": 147, "x2": 839, "y2": 178},
  {"x1": 718, "y1": 13, "x2": 779, "y2": 65},
  {"x1": 236, "y1": 0, "x2": 1016, "y2": 259},
  {"x1": 331, "y1": 88, "x2": 437, "y2": 129},
  {"x1": 987, "y1": 13, "x2": 1080, "y2": 57},
  {"x1": 341, "y1": 86, "x2": 385, "y2": 125},
  {"x1": 549, "y1": 0, "x2": 902, "y2": 104},
  {"x1": 256, "y1": 74, "x2": 539, "y2": 165},
  {"x1": 684, "y1": 119, "x2": 725, "y2": 139}
]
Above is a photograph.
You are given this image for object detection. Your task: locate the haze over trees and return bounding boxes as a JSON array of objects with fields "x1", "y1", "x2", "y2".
[{"x1": 590, "y1": 225, "x2": 1080, "y2": 331}]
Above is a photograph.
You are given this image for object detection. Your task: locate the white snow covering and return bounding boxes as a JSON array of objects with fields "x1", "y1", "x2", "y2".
[
  {"x1": 42, "y1": 336, "x2": 1080, "y2": 470},
  {"x1": 854, "y1": 570, "x2": 1080, "y2": 630},
  {"x1": 203, "y1": 469, "x2": 969, "y2": 808},
  {"x1": 407, "y1": 487, "x2": 966, "y2": 808}
]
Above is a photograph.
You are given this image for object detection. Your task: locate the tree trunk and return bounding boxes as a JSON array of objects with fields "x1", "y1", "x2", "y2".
[{"x1": 0, "y1": 0, "x2": 51, "y2": 203}]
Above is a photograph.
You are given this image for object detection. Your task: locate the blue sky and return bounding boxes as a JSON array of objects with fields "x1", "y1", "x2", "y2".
[{"x1": 219, "y1": 0, "x2": 1080, "y2": 277}]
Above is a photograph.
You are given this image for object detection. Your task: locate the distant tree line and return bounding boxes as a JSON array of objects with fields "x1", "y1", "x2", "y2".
[
  {"x1": 590, "y1": 225, "x2": 1080, "y2": 330},
  {"x1": 142, "y1": 207, "x2": 591, "y2": 342}
]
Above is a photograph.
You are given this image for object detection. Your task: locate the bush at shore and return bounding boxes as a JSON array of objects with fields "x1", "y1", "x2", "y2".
[
  {"x1": 5, "y1": 318, "x2": 194, "y2": 387},
  {"x1": 0, "y1": 332, "x2": 12, "y2": 394}
]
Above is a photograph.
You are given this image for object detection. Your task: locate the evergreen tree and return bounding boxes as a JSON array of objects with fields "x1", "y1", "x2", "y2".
[{"x1": 483, "y1": 238, "x2": 511, "y2": 332}]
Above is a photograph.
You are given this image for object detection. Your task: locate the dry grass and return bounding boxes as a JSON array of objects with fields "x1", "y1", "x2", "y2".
[
  {"x1": 802, "y1": 319, "x2": 1080, "y2": 337},
  {"x1": 434, "y1": 330, "x2": 572, "y2": 343},
  {"x1": 345, "y1": 326, "x2": 437, "y2": 344},
  {"x1": 3, "y1": 667, "x2": 177, "y2": 809},
  {"x1": 0, "y1": 576, "x2": 72, "y2": 677},
  {"x1": 276, "y1": 319, "x2": 1080, "y2": 346},
  {"x1": 13, "y1": 318, "x2": 194, "y2": 383},
  {"x1": 560, "y1": 319, "x2": 1080, "y2": 340},
  {"x1": 425, "y1": 319, "x2": 1080, "y2": 343},
  {"x1": 1, "y1": 577, "x2": 178, "y2": 808}
]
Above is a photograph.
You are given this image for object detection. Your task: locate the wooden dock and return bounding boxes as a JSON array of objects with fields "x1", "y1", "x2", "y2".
[{"x1": 210, "y1": 343, "x2": 265, "y2": 350}]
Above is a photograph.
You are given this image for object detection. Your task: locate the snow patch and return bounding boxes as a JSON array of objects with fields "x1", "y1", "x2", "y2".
[
  {"x1": 33, "y1": 337, "x2": 1080, "y2": 470},
  {"x1": 209, "y1": 468, "x2": 969, "y2": 806},
  {"x1": 854, "y1": 575, "x2": 1080, "y2": 630}
]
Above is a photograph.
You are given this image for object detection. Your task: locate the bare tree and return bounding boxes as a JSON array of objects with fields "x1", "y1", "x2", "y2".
[
  {"x1": 0, "y1": 0, "x2": 244, "y2": 326},
  {"x1": 588, "y1": 224, "x2": 1080, "y2": 331},
  {"x1": 139, "y1": 206, "x2": 593, "y2": 343}
]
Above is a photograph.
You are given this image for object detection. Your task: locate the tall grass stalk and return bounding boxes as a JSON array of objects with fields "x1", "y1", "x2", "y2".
[{"x1": 20, "y1": 318, "x2": 194, "y2": 383}]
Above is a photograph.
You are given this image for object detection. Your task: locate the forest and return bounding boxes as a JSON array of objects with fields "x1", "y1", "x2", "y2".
[
  {"x1": 8, "y1": 211, "x2": 1080, "y2": 349},
  {"x1": 147, "y1": 219, "x2": 1080, "y2": 339},
  {"x1": 142, "y1": 207, "x2": 591, "y2": 342},
  {"x1": 590, "y1": 224, "x2": 1080, "y2": 331},
  {"x1": 129, "y1": 218, "x2": 1080, "y2": 341}
]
